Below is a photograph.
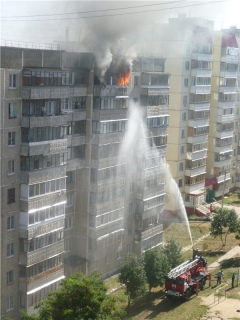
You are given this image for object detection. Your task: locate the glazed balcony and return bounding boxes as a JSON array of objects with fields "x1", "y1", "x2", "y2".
[
  {"x1": 91, "y1": 132, "x2": 125, "y2": 145},
  {"x1": 214, "y1": 186, "x2": 230, "y2": 198},
  {"x1": 90, "y1": 198, "x2": 124, "y2": 216},
  {"x1": 184, "y1": 181, "x2": 205, "y2": 194},
  {"x1": 91, "y1": 155, "x2": 126, "y2": 170},
  {"x1": 217, "y1": 114, "x2": 234, "y2": 123},
  {"x1": 218, "y1": 101, "x2": 236, "y2": 108},
  {"x1": 220, "y1": 70, "x2": 238, "y2": 78},
  {"x1": 27, "y1": 265, "x2": 64, "y2": 293},
  {"x1": 89, "y1": 219, "x2": 124, "y2": 239},
  {"x1": 20, "y1": 165, "x2": 66, "y2": 185},
  {"x1": 219, "y1": 86, "x2": 237, "y2": 94},
  {"x1": 27, "y1": 240, "x2": 64, "y2": 266},
  {"x1": 134, "y1": 223, "x2": 163, "y2": 242},
  {"x1": 188, "y1": 118, "x2": 209, "y2": 128},
  {"x1": 215, "y1": 130, "x2": 234, "y2": 139},
  {"x1": 90, "y1": 177, "x2": 125, "y2": 193},
  {"x1": 216, "y1": 172, "x2": 231, "y2": 184},
  {"x1": 191, "y1": 69, "x2": 212, "y2": 77},
  {"x1": 221, "y1": 54, "x2": 239, "y2": 64},
  {"x1": 20, "y1": 191, "x2": 66, "y2": 212},
  {"x1": 147, "y1": 105, "x2": 169, "y2": 117},
  {"x1": 21, "y1": 114, "x2": 69, "y2": 128},
  {"x1": 214, "y1": 145, "x2": 233, "y2": 154},
  {"x1": 136, "y1": 184, "x2": 165, "y2": 201},
  {"x1": 188, "y1": 103, "x2": 210, "y2": 111},
  {"x1": 21, "y1": 139, "x2": 68, "y2": 157},
  {"x1": 191, "y1": 52, "x2": 213, "y2": 61},
  {"x1": 186, "y1": 149, "x2": 207, "y2": 161},
  {"x1": 92, "y1": 109, "x2": 128, "y2": 121},
  {"x1": 187, "y1": 134, "x2": 208, "y2": 144},
  {"x1": 190, "y1": 85, "x2": 211, "y2": 94},
  {"x1": 185, "y1": 165, "x2": 206, "y2": 177},
  {"x1": 22, "y1": 86, "x2": 87, "y2": 100},
  {"x1": 214, "y1": 158, "x2": 231, "y2": 168},
  {"x1": 136, "y1": 203, "x2": 165, "y2": 220}
]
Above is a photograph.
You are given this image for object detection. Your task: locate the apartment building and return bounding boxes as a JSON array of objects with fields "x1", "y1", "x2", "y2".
[{"x1": 0, "y1": 46, "x2": 169, "y2": 318}]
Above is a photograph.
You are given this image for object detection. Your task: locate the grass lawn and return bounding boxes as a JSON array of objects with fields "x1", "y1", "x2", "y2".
[{"x1": 218, "y1": 190, "x2": 240, "y2": 206}]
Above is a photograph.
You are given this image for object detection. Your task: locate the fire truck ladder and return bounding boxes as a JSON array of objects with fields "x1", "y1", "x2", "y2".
[{"x1": 167, "y1": 258, "x2": 199, "y2": 279}]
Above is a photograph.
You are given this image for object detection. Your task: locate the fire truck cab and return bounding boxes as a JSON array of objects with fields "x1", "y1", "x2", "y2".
[{"x1": 165, "y1": 256, "x2": 211, "y2": 301}]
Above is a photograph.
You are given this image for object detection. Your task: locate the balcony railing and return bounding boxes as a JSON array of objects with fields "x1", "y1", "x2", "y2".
[
  {"x1": 190, "y1": 85, "x2": 211, "y2": 94},
  {"x1": 215, "y1": 130, "x2": 234, "y2": 139},
  {"x1": 147, "y1": 105, "x2": 169, "y2": 117},
  {"x1": 22, "y1": 86, "x2": 87, "y2": 100},
  {"x1": 27, "y1": 240, "x2": 64, "y2": 266},
  {"x1": 188, "y1": 118, "x2": 209, "y2": 128},
  {"x1": 191, "y1": 69, "x2": 212, "y2": 77},
  {"x1": 90, "y1": 177, "x2": 125, "y2": 193},
  {"x1": 188, "y1": 103, "x2": 210, "y2": 111},
  {"x1": 90, "y1": 198, "x2": 124, "y2": 215},
  {"x1": 187, "y1": 134, "x2": 208, "y2": 144},
  {"x1": 217, "y1": 114, "x2": 234, "y2": 123},
  {"x1": 136, "y1": 184, "x2": 165, "y2": 200},
  {"x1": 219, "y1": 86, "x2": 237, "y2": 94},
  {"x1": 214, "y1": 158, "x2": 232, "y2": 167},
  {"x1": 185, "y1": 166, "x2": 206, "y2": 177},
  {"x1": 186, "y1": 149, "x2": 207, "y2": 161},
  {"x1": 135, "y1": 224, "x2": 163, "y2": 242},
  {"x1": 91, "y1": 132, "x2": 125, "y2": 145},
  {"x1": 214, "y1": 187, "x2": 230, "y2": 198},
  {"x1": 92, "y1": 109, "x2": 128, "y2": 121},
  {"x1": 218, "y1": 101, "x2": 236, "y2": 108},
  {"x1": 216, "y1": 172, "x2": 231, "y2": 184},
  {"x1": 91, "y1": 155, "x2": 126, "y2": 170},
  {"x1": 21, "y1": 115, "x2": 70, "y2": 128},
  {"x1": 214, "y1": 145, "x2": 233, "y2": 154},
  {"x1": 67, "y1": 135, "x2": 86, "y2": 147},
  {"x1": 66, "y1": 159, "x2": 85, "y2": 171},
  {"x1": 184, "y1": 181, "x2": 205, "y2": 194},
  {"x1": 21, "y1": 165, "x2": 66, "y2": 185},
  {"x1": 21, "y1": 139, "x2": 68, "y2": 157},
  {"x1": 89, "y1": 220, "x2": 124, "y2": 239},
  {"x1": 191, "y1": 52, "x2": 213, "y2": 61}
]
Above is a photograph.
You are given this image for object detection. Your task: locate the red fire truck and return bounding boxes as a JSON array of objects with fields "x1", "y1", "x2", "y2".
[{"x1": 165, "y1": 255, "x2": 211, "y2": 300}]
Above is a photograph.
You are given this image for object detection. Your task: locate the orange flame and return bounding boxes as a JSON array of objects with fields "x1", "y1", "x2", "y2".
[{"x1": 117, "y1": 71, "x2": 130, "y2": 86}]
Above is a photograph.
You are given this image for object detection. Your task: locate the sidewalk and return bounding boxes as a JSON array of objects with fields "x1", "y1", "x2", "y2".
[{"x1": 207, "y1": 245, "x2": 240, "y2": 270}]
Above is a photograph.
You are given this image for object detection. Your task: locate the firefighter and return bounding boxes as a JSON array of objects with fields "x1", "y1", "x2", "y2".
[
  {"x1": 217, "y1": 270, "x2": 224, "y2": 285},
  {"x1": 210, "y1": 203, "x2": 214, "y2": 213}
]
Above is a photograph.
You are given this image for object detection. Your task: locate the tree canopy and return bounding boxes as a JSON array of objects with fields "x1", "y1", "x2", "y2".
[
  {"x1": 118, "y1": 254, "x2": 147, "y2": 307},
  {"x1": 144, "y1": 247, "x2": 169, "y2": 292},
  {"x1": 210, "y1": 207, "x2": 240, "y2": 246},
  {"x1": 21, "y1": 272, "x2": 120, "y2": 320},
  {"x1": 164, "y1": 237, "x2": 183, "y2": 269}
]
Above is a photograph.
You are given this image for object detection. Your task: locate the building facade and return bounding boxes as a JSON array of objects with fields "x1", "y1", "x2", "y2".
[{"x1": 0, "y1": 47, "x2": 169, "y2": 318}]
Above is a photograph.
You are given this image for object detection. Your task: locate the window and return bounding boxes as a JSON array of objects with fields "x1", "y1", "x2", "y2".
[
  {"x1": 178, "y1": 179, "x2": 183, "y2": 188},
  {"x1": 179, "y1": 162, "x2": 184, "y2": 171},
  {"x1": 185, "y1": 61, "x2": 190, "y2": 70},
  {"x1": 7, "y1": 216, "x2": 15, "y2": 230},
  {"x1": 8, "y1": 132, "x2": 16, "y2": 146},
  {"x1": 182, "y1": 112, "x2": 187, "y2": 121},
  {"x1": 134, "y1": 76, "x2": 139, "y2": 86},
  {"x1": 65, "y1": 215, "x2": 73, "y2": 229},
  {"x1": 6, "y1": 296, "x2": 14, "y2": 311},
  {"x1": 184, "y1": 79, "x2": 189, "y2": 87},
  {"x1": 9, "y1": 74, "x2": 16, "y2": 88},
  {"x1": 7, "y1": 243, "x2": 14, "y2": 257},
  {"x1": 7, "y1": 270, "x2": 14, "y2": 284},
  {"x1": 9, "y1": 103, "x2": 17, "y2": 118},
  {"x1": 183, "y1": 95, "x2": 188, "y2": 106},
  {"x1": 181, "y1": 129, "x2": 185, "y2": 138},
  {"x1": 7, "y1": 188, "x2": 15, "y2": 204},
  {"x1": 8, "y1": 160, "x2": 15, "y2": 175},
  {"x1": 180, "y1": 146, "x2": 185, "y2": 154},
  {"x1": 64, "y1": 238, "x2": 72, "y2": 252},
  {"x1": 66, "y1": 193, "x2": 73, "y2": 206}
]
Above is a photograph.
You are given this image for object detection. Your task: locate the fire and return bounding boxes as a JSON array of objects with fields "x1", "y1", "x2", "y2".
[{"x1": 117, "y1": 71, "x2": 130, "y2": 86}]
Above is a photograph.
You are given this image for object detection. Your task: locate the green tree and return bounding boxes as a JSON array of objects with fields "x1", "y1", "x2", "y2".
[
  {"x1": 164, "y1": 237, "x2": 183, "y2": 269},
  {"x1": 118, "y1": 254, "x2": 147, "y2": 308},
  {"x1": 144, "y1": 247, "x2": 169, "y2": 293},
  {"x1": 21, "y1": 272, "x2": 120, "y2": 320},
  {"x1": 210, "y1": 207, "x2": 239, "y2": 246}
]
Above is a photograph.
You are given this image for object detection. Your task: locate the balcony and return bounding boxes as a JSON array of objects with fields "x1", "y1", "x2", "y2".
[
  {"x1": 188, "y1": 118, "x2": 209, "y2": 128},
  {"x1": 91, "y1": 132, "x2": 125, "y2": 145},
  {"x1": 22, "y1": 86, "x2": 87, "y2": 100},
  {"x1": 21, "y1": 139, "x2": 68, "y2": 156},
  {"x1": 91, "y1": 155, "x2": 126, "y2": 170},
  {"x1": 66, "y1": 159, "x2": 85, "y2": 171},
  {"x1": 215, "y1": 130, "x2": 234, "y2": 139},
  {"x1": 184, "y1": 181, "x2": 205, "y2": 194},
  {"x1": 214, "y1": 158, "x2": 231, "y2": 167},
  {"x1": 214, "y1": 187, "x2": 230, "y2": 198},
  {"x1": 27, "y1": 240, "x2": 64, "y2": 266},
  {"x1": 217, "y1": 114, "x2": 234, "y2": 123},
  {"x1": 136, "y1": 184, "x2": 165, "y2": 200},
  {"x1": 216, "y1": 172, "x2": 231, "y2": 184},
  {"x1": 26, "y1": 219, "x2": 64, "y2": 239},
  {"x1": 21, "y1": 165, "x2": 66, "y2": 185},
  {"x1": 186, "y1": 149, "x2": 207, "y2": 161},
  {"x1": 185, "y1": 165, "x2": 206, "y2": 177},
  {"x1": 21, "y1": 114, "x2": 69, "y2": 128},
  {"x1": 27, "y1": 265, "x2": 64, "y2": 293},
  {"x1": 143, "y1": 166, "x2": 165, "y2": 180},
  {"x1": 147, "y1": 127, "x2": 168, "y2": 137},
  {"x1": 141, "y1": 87, "x2": 170, "y2": 96},
  {"x1": 218, "y1": 101, "x2": 236, "y2": 108},
  {"x1": 90, "y1": 198, "x2": 124, "y2": 215},
  {"x1": 135, "y1": 224, "x2": 163, "y2": 242},
  {"x1": 191, "y1": 52, "x2": 213, "y2": 61},
  {"x1": 67, "y1": 135, "x2": 86, "y2": 147},
  {"x1": 219, "y1": 86, "x2": 237, "y2": 94},
  {"x1": 221, "y1": 55, "x2": 239, "y2": 64},
  {"x1": 90, "y1": 177, "x2": 125, "y2": 193},
  {"x1": 187, "y1": 134, "x2": 208, "y2": 144},
  {"x1": 20, "y1": 191, "x2": 66, "y2": 212},
  {"x1": 92, "y1": 109, "x2": 128, "y2": 121},
  {"x1": 147, "y1": 105, "x2": 169, "y2": 117},
  {"x1": 89, "y1": 219, "x2": 124, "y2": 239},
  {"x1": 220, "y1": 70, "x2": 238, "y2": 78},
  {"x1": 94, "y1": 85, "x2": 129, "y2": 97},
  {"x1": 136, "y1": 203, "x2": 165, "y2": 220},
  {"x1": 214, "y1": 145, "x2": 233, "y2": 154},
  {"x1": 190, "y1": 85, "x2": 211, "y2": 94},
  {"x1": 189, "y1": 103, "x2": 210, "y2": 111}
]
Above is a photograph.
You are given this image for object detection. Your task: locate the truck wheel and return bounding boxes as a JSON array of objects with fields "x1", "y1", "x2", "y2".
[
  {"x1": 200, "y1": 278, "x2": 206, "y2": 290},
  {"x1": 184, "y1": 289, "x2": 191, "y2": 301}
]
